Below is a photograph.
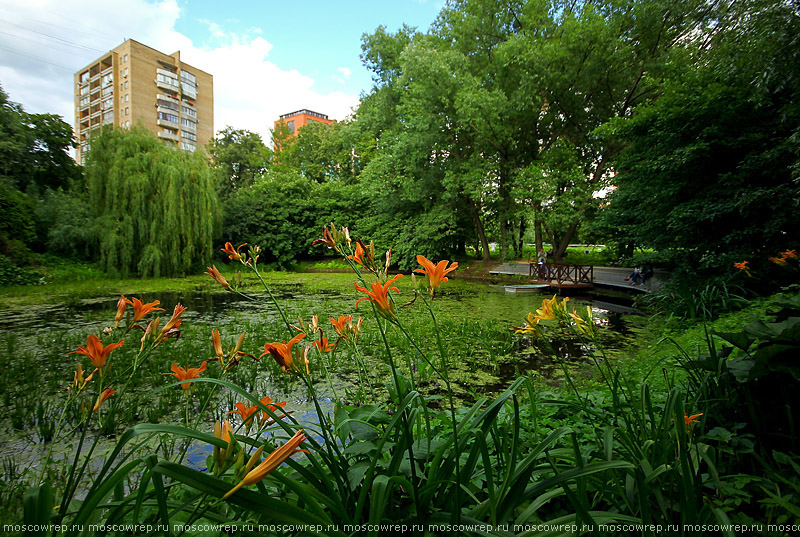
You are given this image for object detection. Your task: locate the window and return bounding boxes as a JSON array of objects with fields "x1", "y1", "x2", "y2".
[
  {"x1": 181, "y1": 105, "x2": 196, "y2": 118},
  {"x1": 181, "y1": 83, "x2": 197, "y2": 98},
  {"x1": 124, "y1": 94, "x2": 129, "y2": 102},
  {"x1": 181, "y1": 117, "x2": 196, "y2": 129},
  {"x1": 79, "y1": 96, "x2": 90, "y2": 107},
  {"x1": 124, "y1": 81, "x2": 128, "y2": 89},
  {"x1": 180, "y1": 70, "x2": 196, "y2": 86},
  {"x1": 181, "y1": 130, "x2": 197, "y2": 142},
  {"x1": 102, "y1": 110, "x2": 113, "y2": 122},
  {"x1": 287, "y1": 120, "x2": 295, "y2": 134},
  {"x1": 181, "y1": 141, "x2": 196, "y2": 152},
  {"x1": 158, "y1": 99, "x2": 179, "y2": 111},
  {"x1": 125, "y1": 107, "x2": 129, "y2": 116},
  {"x1": 158, "y1": 112, "x2": 179, "y2": 123},
  {"x1": 102, "y1": 73, "x2": 113, "y2": 86},
  {"x1": 122, "y1": 68, "x2": 128, "y2": 77},
  {"x1": 157, "y1": 73, "x2": 178, "y2": 87},
  {"x1": 123, "y1": 53, "x2": 128, "y2": 63}
]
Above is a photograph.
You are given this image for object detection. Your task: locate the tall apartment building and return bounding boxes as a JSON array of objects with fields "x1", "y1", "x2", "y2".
[
  {"x1": 74, "y1": 39, "x2": 213, "y2": 163},
  {"x1": 273, "y1": 109, "x2": 334, "y2": 151}
]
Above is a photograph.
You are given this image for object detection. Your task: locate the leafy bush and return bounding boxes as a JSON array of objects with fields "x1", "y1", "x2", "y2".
[
  {"x1": 36, "y1": 189, "x2": 93, "y2": 259},
  {"x1": 0, "y1": 254, "x2": 44, "y2": 286}
]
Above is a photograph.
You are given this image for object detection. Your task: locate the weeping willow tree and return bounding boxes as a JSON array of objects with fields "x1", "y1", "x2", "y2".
[{"x1": 85, "y1": 126, "x2": 220, "y2": 277}]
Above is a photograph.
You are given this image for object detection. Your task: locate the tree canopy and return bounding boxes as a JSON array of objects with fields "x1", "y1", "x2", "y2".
[
  {"x1": 600, "y1": 0, "x2": 800, "y2": 271},
  {"x1": 86, "y1": 126, "x2": 220, "y2": 277}
]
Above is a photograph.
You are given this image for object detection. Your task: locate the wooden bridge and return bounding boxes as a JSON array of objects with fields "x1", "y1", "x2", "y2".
[{"x1": 529, "y1": 263, "x2": 594, "y2": 289}]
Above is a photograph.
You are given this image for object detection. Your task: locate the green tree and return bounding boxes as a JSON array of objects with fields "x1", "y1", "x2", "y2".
[
  {"x1": 0, "y1": 84, "x2": 80, "y2": 193},
  {"x1": 601, "y1": 0, "x2": 800, "y2": 273},
  {"x1": 207, "y1": 127, "x2": 271, "y2": 198},
  {"x1": 86, "y1": 126, "x2": 220, "y2": 277},
  {"x1": 275, "y1": 121, "x2": 362, "y2": 183},
  {"x1": 222, "y1": 169, "x2": 312, "y2": 268}
]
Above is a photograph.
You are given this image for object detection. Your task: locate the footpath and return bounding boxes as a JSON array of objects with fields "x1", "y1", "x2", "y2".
[{"x1": 490, "y1": 261, "x2": 666, "y2": 292}]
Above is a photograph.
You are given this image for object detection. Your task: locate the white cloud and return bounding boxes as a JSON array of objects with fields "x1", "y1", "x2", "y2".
[
  {"x1": 334, "y1": 66, "x2": 352, "y2": 85},
  {"x1": 0, "y1": 0, "x2": 359, "y2": 146}
]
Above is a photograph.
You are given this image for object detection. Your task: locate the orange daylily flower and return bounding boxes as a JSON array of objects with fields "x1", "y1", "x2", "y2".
[
  {"x1": 69, "y1": 334, "x2": 125, "y2": 376},
  {"x1": 228, "y1": 402, "x2": 260, "y2": 432},
  {"x1": 684, "y1": 412, "x2": 703, "y2": 428},
  {"x1": 163, "y1": 361, "x2": 207, "y2": 392},
  {"x1": 258, "y1": 395, "x2": 288, "y2": 424},
  {"x1": 733, "y1": 261, "x2": 751, "y2": 276},
  {"x1": 313, "y1": 336, "x2": 336, "y2": 353},
  {"x1": 771, "y1": 250, "x2": 798, "y2": 265},
  {"x1": 221, "y1": 242, "x2": 247, "y2": 262},
  {"x1": 354, "y1": 274, "x2": 403, "y2": 321},
  {"x1": 261, "y1": 333, "x2": 306, "y2": 374},
  {"x1": 113, "y1": 295, "x2": 128, "y2": 329},
  {"x1": 330, "y1": 315, "x2": 352, "y2": 336},
  {"x1": 161, "y1": 303, "x2": 186, "y2": 333},
  {"x1": 125, "y1": 297, "x2": 165, "y2": 322},
  {"x1": 327, "y1": 315, "x2": 363, "y2": 344},
  {"x1": 414, "y1": 255, "x2": 459, "y2": 295},
  {"x1": 93, "y1": 388, "x2": 116, "y2": 412},
  {"x1": 223, "y1": 430, "x2": 308, "y2": 499},
  {"x1": 159, "y1": 303, "x2": 186, "y2": 341},
  {"x1": 349, "y1": 239, "x2": 375, "y2": 269},
  {"x1": 205, "y1": 265, "x2": 231, "y2": 289}
]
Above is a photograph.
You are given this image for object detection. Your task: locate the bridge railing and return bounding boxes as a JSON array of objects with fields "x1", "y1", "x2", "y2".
[{"x1": 529, "y1": 263, "x2": 593, "y2": 285}]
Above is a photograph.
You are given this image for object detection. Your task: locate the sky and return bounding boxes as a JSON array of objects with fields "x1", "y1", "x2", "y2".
[{"x1": 0, "y1": 0, "x2": 443, "y2": 144}]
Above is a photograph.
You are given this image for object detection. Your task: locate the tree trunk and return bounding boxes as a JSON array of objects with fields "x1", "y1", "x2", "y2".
[
  {"x1": 498, "y1": 172, "x2": 509, "y2": 262},
  {"x1": 533, "y1": 204, "x2": 544, "y2": 261},
  {"x1": 471, "y1": 199, "x2": 491, "y2": 262},
  {"x1": 553, "y1": 220, "x2": 579, "y2": 263},
  {"x1": 517, "y1": 214, "x2": 526, "y2": 258}
]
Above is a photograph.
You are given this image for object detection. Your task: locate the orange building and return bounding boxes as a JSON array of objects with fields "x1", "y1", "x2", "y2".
[{"x1": 273, "y1": 109, "x2": 334, "y2": 151}]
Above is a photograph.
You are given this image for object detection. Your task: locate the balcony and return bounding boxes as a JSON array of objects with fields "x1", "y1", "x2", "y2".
[
  {"x1": 157, "y1": 118, "x2": 179, "y2": 129},
  {"x1": 158, "y1": 130, "x2": 180, "y2": 142},
  {"x1": 157, "y1": 93, "x2": 179, "y2": 104},
  {"x1": 156, "y1": 79, "x2": 179, "y2": 92},
  {"x1": 157, "y1": 105, "x2": 179, "y2": 115},
  {"x1": 181, "y1": 83, "x2": 197, "y2": 99}
]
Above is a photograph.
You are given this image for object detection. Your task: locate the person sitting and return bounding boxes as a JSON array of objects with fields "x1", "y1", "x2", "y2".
[
  {"x1": 642, "y1": 266, "x2": 653, "y2": 285},
  {"x1": 629, "y1": 267, "x2": 642, "y2": 285}
]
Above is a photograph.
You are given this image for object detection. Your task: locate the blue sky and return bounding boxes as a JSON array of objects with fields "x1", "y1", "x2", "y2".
[
  {"x1": 0, "y1": 0, "x2": 443, "y2": 142},
  {"x1": 174, "y1": 0, "x2": 443, "y2": 97}
]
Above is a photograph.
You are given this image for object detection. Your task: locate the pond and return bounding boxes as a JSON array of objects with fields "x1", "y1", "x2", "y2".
[{"x1": 0, "y1": 274, "x2": 646, "y2": 475}]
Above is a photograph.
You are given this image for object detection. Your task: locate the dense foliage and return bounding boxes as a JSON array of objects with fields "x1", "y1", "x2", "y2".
[
  {"x1": 0, "y1": 84, "x2": 81, "y2": 272},
  {"x1": 85, "y1": 126, "x2": 220, "y2": 277},
  {"x1": 601, "y1": 0, "x2": 800, "y2": 274}
]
